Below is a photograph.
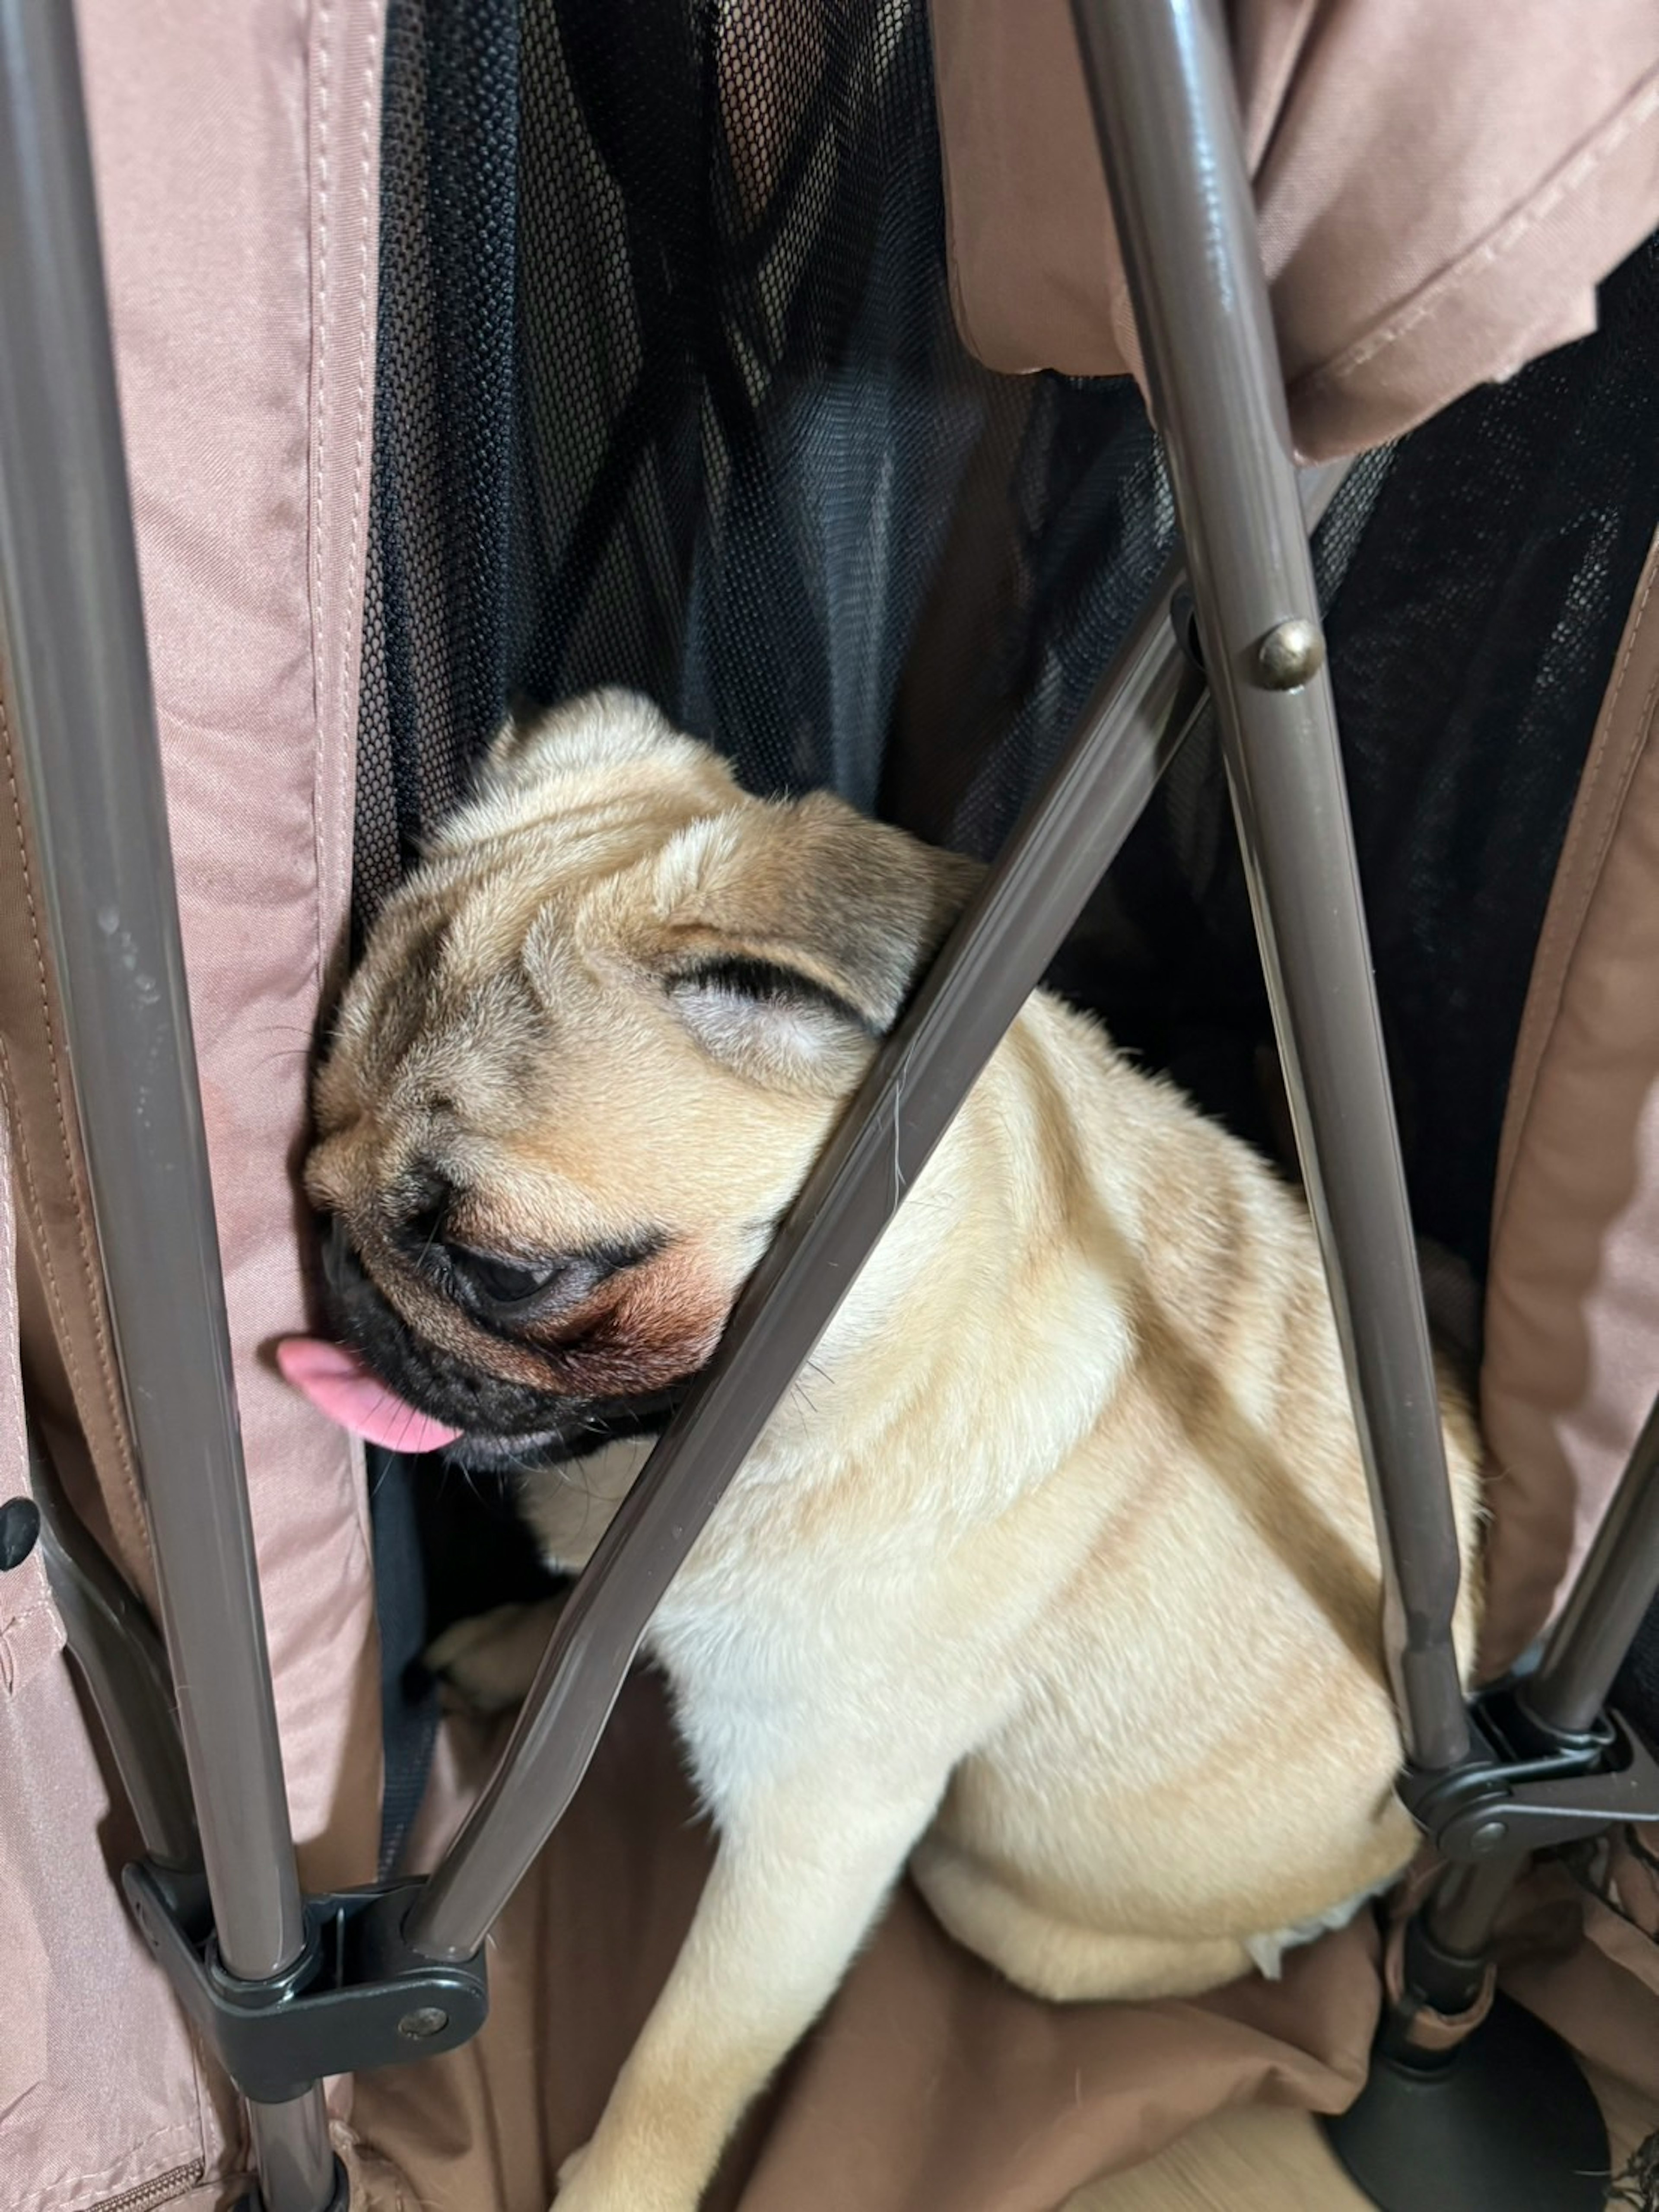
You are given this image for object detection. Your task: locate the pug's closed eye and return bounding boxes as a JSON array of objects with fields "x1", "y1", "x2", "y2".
[
  {"x1": 430, "y1": 1234, "x2": 663, "y2": 1324},
  {"x1": 448, "y1": 1247, "x2": 571, "y2": 1308}
]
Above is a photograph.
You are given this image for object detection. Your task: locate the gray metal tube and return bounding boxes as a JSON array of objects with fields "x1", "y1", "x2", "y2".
[
  {"x1": 1421, "y1": 1850, "x2": 1523, "y2": 1979},
  {"x1": 1422, "y1": 1385, "x2": 1659, "y2": 1969},
  {"x1": 0, "y1": 4, "x2": 334, "y2": 2203},
  {"x1": 31, "y1": 1428, "x2": 198, "y2": 1871},
  {"x1": 1528, "y1": 1390, "x2": 1659, "y2": 1738},
  {"x1": 0, "y1": 0, "x2": 304, "y2": 1987},
  {"x1": 1070, "y1": 0, "x2": 1470, "y2": 1772},
  {"x1": 248, "y1": 2101, "x2": 344, "y2": 2212}
]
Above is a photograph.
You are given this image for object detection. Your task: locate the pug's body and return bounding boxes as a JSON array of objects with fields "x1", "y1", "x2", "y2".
[{"x1": 303, "y1": 690, "x2": 1482, "y2": 2212}]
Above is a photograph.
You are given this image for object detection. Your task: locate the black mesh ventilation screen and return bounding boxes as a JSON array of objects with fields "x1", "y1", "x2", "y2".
[
  {"x1": 357, "y1": 0, "x2": 1659, "y2": 1824},
  {"x1": 357, "y1": 0, "x2": 1171, "y2": 927}
]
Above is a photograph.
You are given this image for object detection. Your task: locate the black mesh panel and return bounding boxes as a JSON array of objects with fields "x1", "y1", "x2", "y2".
[{"x1": 356, "y1": 0, "x2": 1169, "y2": 921}]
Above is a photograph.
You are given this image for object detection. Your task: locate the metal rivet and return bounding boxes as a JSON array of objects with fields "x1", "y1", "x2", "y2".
[
  {"x1": 0, "y1": 1497, "x2": 41, "y2": 1570},
  {"x1": 1465, "y1": 1819, "x2": 1510, "y2": 1857},
  {"x1": 398, "y1": 2005, "x2": 450, "y2": 2040},
  {"x1": 1256, "y1": 617, "x2": 1325, "y2": 690}
]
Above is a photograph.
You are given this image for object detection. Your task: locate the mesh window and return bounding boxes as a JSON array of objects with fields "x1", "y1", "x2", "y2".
[
  {"x1": 357, "y1": 0, "x2": 1659, "y2": 1827},
  {"x1": 355, "y1": 0, "x2": 1172, "y2": 925}
]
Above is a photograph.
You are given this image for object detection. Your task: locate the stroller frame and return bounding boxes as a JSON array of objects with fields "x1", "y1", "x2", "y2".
[{"x1": 0, "y1": 0, "x2": 1655, "y2": 2206}]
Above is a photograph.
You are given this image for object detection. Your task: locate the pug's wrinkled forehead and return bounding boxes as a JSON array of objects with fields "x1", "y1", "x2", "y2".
[{"x1": 302, "y1": 689, "x2": 978, "y2": 1458}]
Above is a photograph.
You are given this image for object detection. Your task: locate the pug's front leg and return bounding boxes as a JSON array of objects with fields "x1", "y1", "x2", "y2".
[{"x1": 553, "y1": 1758, "x2": 944, "y2": 2212}]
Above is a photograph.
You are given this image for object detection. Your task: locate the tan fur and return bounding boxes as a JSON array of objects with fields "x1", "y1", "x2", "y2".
[{"x1": 308, "y1": 689, "x2": 1484, "y2": 2212}]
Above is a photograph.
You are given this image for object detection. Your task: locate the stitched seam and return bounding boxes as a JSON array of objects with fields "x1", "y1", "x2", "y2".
[
  {"x1": 0, "y1": 1058, "x2": 26, "y2": 1480},
  {"x1": 1491, "y1": 542, "x2": 1659, "y2": 1243},
  {"x1": 0, "y1": 1032, "x2": 81, "y2": 1429},
  {"x1": 312, "y1": 0, "x2": 335, "y2": 990},
  {"x1": 334, "y1": 0, "x2": 381, "y2": 967},
  {"x1": 0, "y1": 701, "x2": 146, "y2": 1558},
  {"x1": 0, "y1": 921, "x2": 90, "y2": 1451},
  {"x1": 310, "y1": 1, "x2": 382, "y2": 1598},
  {"x1": 1296, "y1": 73, "x2": 1659, "y2": 396},
  {"x1": 0, "y1": 2121, "x2": 201, "y2": 2207}
]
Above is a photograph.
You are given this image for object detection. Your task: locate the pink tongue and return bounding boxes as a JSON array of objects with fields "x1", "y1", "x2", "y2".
[{"x1": 277, "y1": 1337, "x2": 464, "y2": 1455}]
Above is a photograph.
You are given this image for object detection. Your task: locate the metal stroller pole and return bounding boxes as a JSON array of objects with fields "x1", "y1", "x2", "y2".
[
  {"x1": 30, "y1": 1426, "x2": 199, "y2": 1875},
  {"x1": 1068, "y1": 0, "x2": 1470, "y2": 1778},
  {"x1": 1066, "y1": 5, "x2": 1659, "y2": 2204},
  {"x1": 1325, "y1": 1390, "x2": 1659, "y2": 2211},
  {"x1": 0, "y1": 3, "x2": 340, "y2": 2205},
  {"x1": 1526, "y1": 1391, "x2": 1659, "y2": 1739},
  {"x1": 1412, "y1": 1405, "x2": 1659, "y2": 2080},
  {"x1": 1422, "y1": 1387, "x2": 1659, "y2": 1971}
]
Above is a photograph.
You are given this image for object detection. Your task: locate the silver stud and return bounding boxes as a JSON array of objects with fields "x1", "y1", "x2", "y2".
[{"x1": 1256, "y1": 617, "x2": 1325, "y2": 691}]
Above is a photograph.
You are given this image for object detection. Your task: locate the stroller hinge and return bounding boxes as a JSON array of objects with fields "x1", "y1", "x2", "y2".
[
  {"x1": 1398, "y1": 1677, "x2": 1659, "y2": 1865},
  {"x1": 123, "y1": 1862, "x2": 489, "y2": 2107}
]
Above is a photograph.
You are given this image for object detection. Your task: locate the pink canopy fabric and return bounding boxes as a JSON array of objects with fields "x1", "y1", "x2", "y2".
[{"x1": 928, "y1": 0, "x2": 1659, "y2": 460}]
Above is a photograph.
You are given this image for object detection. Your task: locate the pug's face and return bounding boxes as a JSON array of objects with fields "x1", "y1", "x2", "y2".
[{"x1": 305, "y1": 691, "x2": 976, "y2": 1468}]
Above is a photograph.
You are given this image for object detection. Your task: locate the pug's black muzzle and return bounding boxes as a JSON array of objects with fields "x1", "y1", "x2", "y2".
[{"x1": 319, "y1": 1219, "x2": 683, "y2": 1468}]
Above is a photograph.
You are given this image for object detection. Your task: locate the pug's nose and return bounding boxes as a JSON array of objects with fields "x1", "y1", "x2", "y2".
[{"x1": 398, "y1": 1164, "x2": 457, "y2": 1260}]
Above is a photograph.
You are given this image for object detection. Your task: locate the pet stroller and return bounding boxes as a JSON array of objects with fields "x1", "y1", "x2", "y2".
[{"x1": 2, "y1": 0, "x2": 1658, "y2": 2207}]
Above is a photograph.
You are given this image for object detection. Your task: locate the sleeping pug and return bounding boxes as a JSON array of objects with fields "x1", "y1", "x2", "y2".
[{"x1": 288, "y1": 689, "x2": 1483, "y2": 2212}]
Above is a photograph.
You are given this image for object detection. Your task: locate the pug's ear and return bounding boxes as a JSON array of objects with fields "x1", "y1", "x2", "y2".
[
  {"x1": 666, "y1": 955, "x2": 883, "y2": 1093},
  {"x1": 662, "y1": 792, "x2": 983, "y2": 1093},
  {"x1": 478, "y1": 687, "x2": 687, "y2": 798}
]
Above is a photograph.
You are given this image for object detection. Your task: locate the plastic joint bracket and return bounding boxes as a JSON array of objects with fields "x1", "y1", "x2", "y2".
[
  {"x1": 124, "y1": 1862, "x2": 489, "y2": 2106},
  {"x1": 1398, "y1": 1680, "x2": 1659, "y2": 1863}
]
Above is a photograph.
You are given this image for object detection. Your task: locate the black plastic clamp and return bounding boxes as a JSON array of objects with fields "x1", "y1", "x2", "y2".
[
  {"x1": 1398, "y1": 1683, "x2": 1659, "y2": 1862},
  {"x1": 124, "y1": 1861, "x2": 489, "y2": 2106}
]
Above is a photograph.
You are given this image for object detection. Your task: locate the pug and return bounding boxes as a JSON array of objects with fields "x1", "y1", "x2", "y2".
[{"x1": 288, "y1": 688, "x2": 1483, "y2": 2212}]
